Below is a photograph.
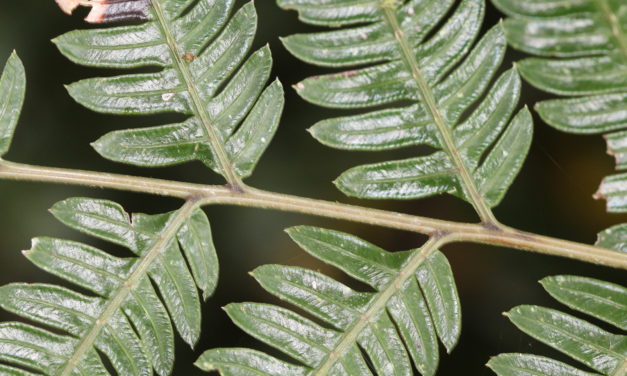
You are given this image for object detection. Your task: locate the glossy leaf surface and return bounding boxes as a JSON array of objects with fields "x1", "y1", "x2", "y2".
[
  {"x1": 0, "y1": 52, "x2": 25, "y2": 157},
  {"x1": 0, "y1": 198, "x2": 218, "y2": 376},
  {"x1": 494, "y1": 0, "x2": 627, "y2": 215},
  {"x1": 488, "y1": 353, "x2": 600, "y2": 376},
  {"x1": 541, "y1": 275, "x2": 627, "y2": 330},
  {"x1": 281, "y1": 0, "x2": 532, "y2": 210},
  {"x1": 197, "y1": 226, "x2": 461, "y2": 375},
  {"x1": 491, "y1": 276, "x2": 627, "y2": 376},
  {"x1": 55, "y1": 0, "x2": 284, "y2": 180}
]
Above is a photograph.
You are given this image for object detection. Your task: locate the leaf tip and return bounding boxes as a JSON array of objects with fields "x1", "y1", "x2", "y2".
[{"x1": 538, "y1": 275, "x2": 556, "y2": 288}]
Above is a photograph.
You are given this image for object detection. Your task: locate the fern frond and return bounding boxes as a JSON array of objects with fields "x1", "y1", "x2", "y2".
[
  {"x1": 492, "y1": 0, "x2": 627, "y2": 257},
  {"x1": 0, "y1": 197, "x2": 218, "y2": 376},
  {"x1": 493, "y1": 0, "x2": 627, "y2": 211},
  {"x1": 488, "y1": 275, "x2": 627, "y2": 376},
  {"x1": 53, "y1": 0, "x2": 284, "y2": 185},
  {"x1": 278, "y1": 0, "x2": 533, "y2": 216},
  {"x1": 197, "y1": 227, "x2": 460, "y2": 376}
]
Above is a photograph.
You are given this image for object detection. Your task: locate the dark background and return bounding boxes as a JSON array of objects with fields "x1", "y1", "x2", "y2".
[{"x1": 0, "y1": 1, "x2": 625, "y2": 375}]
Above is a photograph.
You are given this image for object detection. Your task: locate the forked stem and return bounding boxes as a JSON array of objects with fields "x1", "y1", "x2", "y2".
[{"x1": 1, "y1": 159, "x2": 626, "y2": 270}]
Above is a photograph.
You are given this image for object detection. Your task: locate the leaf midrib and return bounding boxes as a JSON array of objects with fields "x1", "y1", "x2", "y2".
[
  {"x1": 380, "y1": 4, "x2": 497, "y2": 223},
  {"x1": 551, "y1": 285, "x2": 627, "y2": 312},
  {"x1": 514, "y1": 311, "x2": 626, "y2": 363},
  {"x1": 310, "y1": 237, "x2": 443, "y2": 375},
  {"x1": 597, "y1": 0, "x2": 627, "y2": 60},
  {"x1": 57, "y1": 201, "x2": 197, "y2": 376},
  {"x1": 150, "y1": 0, "x2": 242, "y2": 187}
]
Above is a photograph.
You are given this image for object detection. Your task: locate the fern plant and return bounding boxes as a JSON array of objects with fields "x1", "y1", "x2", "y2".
[
  {"x1": 493, "y1": 0, "x2": 627, "y2": 236},
  {"x1": 489, "y1": 275, "x2": 626, "y2": 376},
  {"x1": 0, "y1": 0, "x2": 625, "y2": 375}
]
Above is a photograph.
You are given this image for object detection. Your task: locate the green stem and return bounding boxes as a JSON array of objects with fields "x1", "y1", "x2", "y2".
[
  {"x1": 149, "y1": 0, "x2": 244, "y2": 189},
  {"x1": 380, "y1": 4, "x2": 498, "y2": 225},
  {"x1": 1, "y1": 159, "x2": 626, "y2": 270},
  {"x1": 57, "y1": 200, "x2": 198, "y2": 376}
]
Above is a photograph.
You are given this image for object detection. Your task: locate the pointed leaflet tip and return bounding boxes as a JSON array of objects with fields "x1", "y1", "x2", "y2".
[{"x1": 272, "y1": 77, "x2": 284, "y2": 90}]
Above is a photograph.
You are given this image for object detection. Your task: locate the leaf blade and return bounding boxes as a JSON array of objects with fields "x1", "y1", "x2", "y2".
[
  {"x1": 0, "y1": 52, "x2": 25, "y2": 157},
  {"x1": 506, "y1": 305, "x2": 626, "y2": 375},
  {"x1": 541, "y1": 275, "x2": 627, "y2": 330}
]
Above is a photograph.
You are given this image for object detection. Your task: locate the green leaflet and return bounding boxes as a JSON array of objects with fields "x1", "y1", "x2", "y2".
[
  {"x1": 281, "y1": 0, "x2": 532, "y2": 209},
  {"x1": 177, "y1": 208, "x2": 219, "y2": 301},
  {"x1": 0, "y1": 52, "x2": 25, "y2": 157},
  {"x1": 507, "y1": 306, "x2": 626, "y2": 375},
  {"x1": 491, "y1": 276, "x2": 627, "y2": 376},
  {"x1": 494, "y1": 0, "x2": 627, "y2": 220},
  {"x1": 0, "y1": 198, "x2": 219, "y2": 376},
  {"x1": 54, "y1": 0, "x2": 284, "y2": 180},
  {"x1": 277, "y1": 0, "x2": 382, "y2": 27},
  {"x1": 541, "y1": 275, "x2": 627, "y2": 330},
  {"x1": 197, "y1": 226, "x2": 461, "y2": 376},
  {"x1": 488, "y1": 354, "x2": 600, "y2": 376},
  {"x1": 597, "y1": 223, "x2": 627, "y2": 252}
]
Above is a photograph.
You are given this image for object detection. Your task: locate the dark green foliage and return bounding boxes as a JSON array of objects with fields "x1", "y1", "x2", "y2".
[
  {"x1": 197, "y1": 227, "x2": 461, "y2": 375},
  {"x1": 489, "y1": 275, "x2": 626, "y2": 376},
  {"x1": 281, "y1": 0, "x2": 532, "y2": 208}
]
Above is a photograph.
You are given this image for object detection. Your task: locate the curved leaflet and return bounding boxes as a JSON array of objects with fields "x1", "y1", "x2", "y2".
[{"x1": 488, "y1": 275, "x2": 627, "y2": 376}]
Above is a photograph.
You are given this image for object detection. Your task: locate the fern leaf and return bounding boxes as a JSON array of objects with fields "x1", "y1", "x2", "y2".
[
  {"x1": 488, "y1": 354, "x2": 601, "y2": 376},
  {"x1": 493, "y1": 0, "x2": 627, "y2": 257},
  {"x1": 488, "y1": 276, "x2": 627, "y2": 376},
  {"x1": 0, "y1": 52, "x2": 25, "y2": 157},
  {"x1": 0, "y1": 198, "x2": 218, "y2": 376},
  {"x1": 53, "y1": 1, "x2": 284, "y2": 182},
  {"x1": 541, "y1": 275, "x2": 627, "y2": 331},
  {"x1": 493, "y1": 0, "x2": 627, "y2": 211},
  {"x1": 197, "y1": 227, "x2": 460, "y2": 375},
  {"x1": 279, "y1": 0, "x2": 532, "y2": 212}
]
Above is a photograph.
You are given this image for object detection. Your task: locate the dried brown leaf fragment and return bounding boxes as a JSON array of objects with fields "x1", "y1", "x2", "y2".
[{"x1": 55, "y1": 0, "x2": 151, "y2": 24}]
